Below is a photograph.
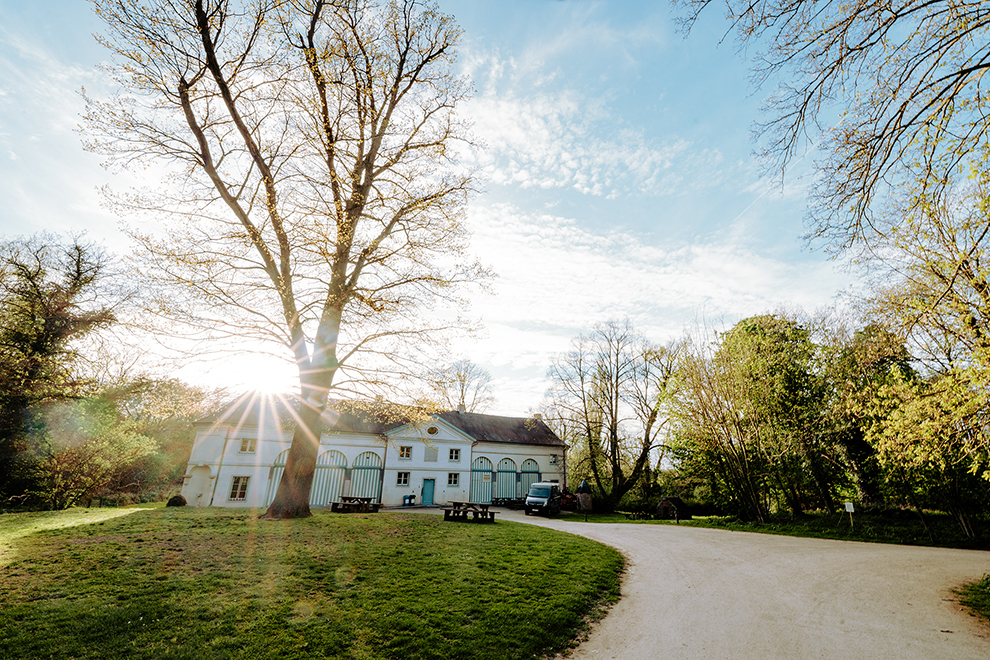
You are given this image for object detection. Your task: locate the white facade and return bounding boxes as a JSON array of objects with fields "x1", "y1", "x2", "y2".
[{"x1": 180, "y1": 410, "x2": 566, "y2": 509}]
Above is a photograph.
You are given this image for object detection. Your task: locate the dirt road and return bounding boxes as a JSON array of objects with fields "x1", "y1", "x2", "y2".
[{"x1": 495, "y1": 509, "x2": 990, "y2": 659}]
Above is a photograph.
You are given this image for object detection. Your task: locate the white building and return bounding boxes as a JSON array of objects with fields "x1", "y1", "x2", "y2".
[{"x1": 180, "y1": 395, "x2": 567, "y2": 508}]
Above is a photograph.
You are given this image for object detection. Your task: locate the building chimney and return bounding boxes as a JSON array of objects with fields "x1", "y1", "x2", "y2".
[{"x1": 457, "y1": 403, "x2": 466, "y2": 414}]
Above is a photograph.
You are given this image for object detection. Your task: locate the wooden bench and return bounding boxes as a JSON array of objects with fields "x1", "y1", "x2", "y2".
[
  {"x1": 441, "y1": 501, "x2": 497, "y2": 523},
  {"x1": 330, "y1": 497, "x2": 381, "y2": 514}
]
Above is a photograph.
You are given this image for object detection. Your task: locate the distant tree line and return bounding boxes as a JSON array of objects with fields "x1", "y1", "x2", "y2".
[{"x1": 545, "y1": 312, "x2": 989, "y2": 539}]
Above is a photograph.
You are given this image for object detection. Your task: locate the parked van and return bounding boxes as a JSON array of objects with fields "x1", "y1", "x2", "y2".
[{"x1": 525, "y1": 482, "x2": 562, "y2": 516}]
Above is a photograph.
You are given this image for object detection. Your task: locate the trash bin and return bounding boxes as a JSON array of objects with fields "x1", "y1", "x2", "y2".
[
  {"x1": 402, "y1": 495, "x2": 410, "y2": 506},
  {"x1": 409, "y1": 494, "x2": 416, "y2": 505}
]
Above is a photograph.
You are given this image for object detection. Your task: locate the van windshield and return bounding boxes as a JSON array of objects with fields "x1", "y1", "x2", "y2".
[{"x1": 528, "y1": 486, "x2": 551, "y2": 497}]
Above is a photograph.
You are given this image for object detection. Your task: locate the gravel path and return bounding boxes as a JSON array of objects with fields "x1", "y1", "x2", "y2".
[{"x1": 486, "y1": 509, "x2": 990, "y2": 659}]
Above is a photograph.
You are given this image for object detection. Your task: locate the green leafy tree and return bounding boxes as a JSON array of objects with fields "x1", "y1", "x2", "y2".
[
  {"x1": 868, "y1": 369, "x2": 990, "y2": 538},
  {"x1": 674, "y1": 315, "x2": 839, "y2": 520},
  {"x1": 24, "y1": 398, "x2": 156, "y2": 510},
  {"x1": 101, "y1": 378, "x2": 230, "y2": 501},
  {"x1": 0, "y1": 235, "x2": 116, "y2": 498},
  {"x1": 863, "y1": 171, "x2": 990, "y2": 372},
  {"x1": 820, "y1": 323, "x2": 913, "y2": 507}
]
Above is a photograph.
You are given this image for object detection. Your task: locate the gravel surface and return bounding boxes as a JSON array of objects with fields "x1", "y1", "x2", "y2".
[{"x1": 412, "y1": 507, "x2": 990, "y2": 659}]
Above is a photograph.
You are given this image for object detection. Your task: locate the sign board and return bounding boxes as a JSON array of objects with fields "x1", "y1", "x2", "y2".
[
  {"x1": 844, "y1": 501, "x2": 854, "y2": 513},
  {"x1": 482, "y1": 474, "x2": 491, "y2": 483}
]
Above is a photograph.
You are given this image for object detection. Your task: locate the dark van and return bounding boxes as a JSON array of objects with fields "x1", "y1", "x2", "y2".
[{"x1": 524, "y1": 482, "x2": 562, "y2": 516}]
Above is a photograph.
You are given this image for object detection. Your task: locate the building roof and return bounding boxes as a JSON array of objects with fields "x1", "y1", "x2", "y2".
[
  {"x1": 437, "y1": 411, "x2": 565, "y2": 447},
  {"x1": 198, "y1": 393, "x2": 564, "y2": 448}
]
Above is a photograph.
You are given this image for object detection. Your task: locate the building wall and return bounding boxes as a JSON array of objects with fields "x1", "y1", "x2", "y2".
[
  {"x1": 381, "y1": 421, "x2": 474, "y2": 506},
  {"x1": 180, "y1": 417, "x2": 566, "y2": 509},
  {"x1": 180, "y1": 422, "x2": 292, "y2": 509}
]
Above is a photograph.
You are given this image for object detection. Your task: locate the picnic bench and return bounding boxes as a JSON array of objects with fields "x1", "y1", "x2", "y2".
[
  {"x1": 441, "y1": 501, "x2": 497, "y2": 523},
  {"x1": 330, "y1": 496, "x2": 381, "y2": 513}
]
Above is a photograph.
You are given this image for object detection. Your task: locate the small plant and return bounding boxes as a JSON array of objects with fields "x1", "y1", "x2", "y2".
[{"x1": 957, "y1": 574, "x2": 990, "y2": 622}]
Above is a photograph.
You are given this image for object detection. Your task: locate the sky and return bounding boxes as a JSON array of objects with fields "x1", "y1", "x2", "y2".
[{"x1": 0, "y1": 0, "x2": 857, "y2": 415}]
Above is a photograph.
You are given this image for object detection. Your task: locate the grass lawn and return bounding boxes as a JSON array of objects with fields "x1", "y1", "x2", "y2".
[
  {"x1": 0, "y1": 505, "x2": 623, "y2": 660},
  {"x1": 958, "y1": 574, "x2": 990, "y2": 624}
]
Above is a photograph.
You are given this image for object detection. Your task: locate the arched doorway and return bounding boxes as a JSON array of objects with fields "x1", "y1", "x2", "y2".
[
  {"x1": 351, "y1": 451, "x2": 383, "y2": 502},
  {"x1": 311, "y1": 450, "x2": 347, "y2": 507},
  {"x1": 495, "y1": 457, "x2": 518, "y2": 500},
  {"x1": 470, "y1": 456, "x2": 494, "y2": 503},
  {"x1": 520, "y1": 459, "x2": 541, "y2": 495},
  {"x1": 184, "y1": 465, "x2": 212, "y2": 508}
]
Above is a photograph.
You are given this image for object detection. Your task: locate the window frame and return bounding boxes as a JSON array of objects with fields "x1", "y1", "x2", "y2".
[
  {"x1": 396, "y1": 471, "x2": 410, "y2": 486},
  {"x1": 447, "y1": 472, "x2": 459, "y2": 487},
  {"x1": 229, "y1": 476, "x2": 250, "y2": 501},
  {"x1": 398, "y1": 445, "x2": 412, "y2": 460},
  {"x1": 238, "y1": 438, "x2": 257, "y2": 453},
  {"x1": 448, "y1": 448, "x2": 460, "y2": 462}
]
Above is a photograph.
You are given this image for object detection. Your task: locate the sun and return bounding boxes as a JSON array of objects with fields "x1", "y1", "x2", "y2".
[
  {"x1": 233, "y1": 355, "x2": 298, "y2": 395},
  {"x1": 187, "y1": 352, "x2": 299, "y2": 397}
]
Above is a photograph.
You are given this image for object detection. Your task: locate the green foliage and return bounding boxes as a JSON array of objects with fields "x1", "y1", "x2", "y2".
[
  {"x1": 574, "y1": 509, "x2": 989, "y2": 550},
  {"x1": 819, "y1": 324, "x2": 913, "y2": 506},
  {"x1": 670, "y1": 312, "x2": 990, "y2": 538},
  {"x1": 22, "y1": 398, "x2": 156, "y2": 510},
  {"x1": 0, "y1": 507, "x2": 623, "y2": 659},
  {"x1": 957, "y1": 574, "x2": 990, "y2": 623},
  {"x1": 101, "y1": 379, "x2": 229, "y2": 501},
  {"x1": 0, "y1": 235, "x2": 117, "y2": 499},
  {"x1": 868, "y1": 369, "x2": 990, "y2": 538},
  {"x1": 674, "y1": 314, "x2": 840, "y2": 521}
]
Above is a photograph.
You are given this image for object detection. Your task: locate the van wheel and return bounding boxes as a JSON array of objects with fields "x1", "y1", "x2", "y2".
[{"x1": 524, "y1": 509, "x2": 531, "y2": 516}]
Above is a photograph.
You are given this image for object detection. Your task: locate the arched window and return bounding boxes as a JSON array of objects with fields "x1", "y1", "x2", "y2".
[{"x1": 264, "y1": 449, "x2": 291, "y2": 506}]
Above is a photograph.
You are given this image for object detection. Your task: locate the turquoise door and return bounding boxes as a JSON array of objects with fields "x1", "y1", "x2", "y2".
[{"x1": 422, "y1": 479, "x2": 435, "y2": 506}]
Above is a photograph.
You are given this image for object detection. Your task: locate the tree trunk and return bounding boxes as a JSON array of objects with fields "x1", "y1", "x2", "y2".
[{"x1": 260, "y1": 401, "x2": 324, "y2": 519}]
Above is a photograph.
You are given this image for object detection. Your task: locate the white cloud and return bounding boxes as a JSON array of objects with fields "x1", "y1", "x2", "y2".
[
  {"x1": 459, "y1": 50, "x2": 749, "y2": 201},
  {"x1": 456, "y1": 202, "x2": 854, "y2": 413}
]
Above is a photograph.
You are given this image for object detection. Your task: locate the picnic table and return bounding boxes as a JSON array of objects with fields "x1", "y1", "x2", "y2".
[
  {"x1": 330, "y1": 496, "x2": 380, "y2": 513},
  {"x1": 441, "y1": 500, "x2": 497, "y2": 523}
]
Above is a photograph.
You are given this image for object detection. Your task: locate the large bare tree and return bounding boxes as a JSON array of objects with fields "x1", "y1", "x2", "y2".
[
  {"x1": 677, "y1": 0, "x2": 990, "y2": 253},
  {"x1": 84, "y1": 0, "x2": 487, "y2": 518},
  {"x1": 544, "y1": 321, "x2": 678, "y2": 511},
  {"x1": 424, "y1": 358, "x2": 495, "y2": 412}
]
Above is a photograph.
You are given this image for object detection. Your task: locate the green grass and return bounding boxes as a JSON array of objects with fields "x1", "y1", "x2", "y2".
[
  {"x1": 0, "y1": 506, "x2": 623, "y2": 659},
  {"x1": 568, "y1": 509, "x2": 989, "y2": 551},
  {"x1": 957, "y1": 574, "x2": 990, "y2": 623}
]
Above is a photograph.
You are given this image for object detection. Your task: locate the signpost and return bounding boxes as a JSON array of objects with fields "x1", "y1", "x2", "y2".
[
  {"x1": 844, "y1": 501, "x2": 854, "y2": 529},
  {"x1": 576, "y1": 479, "x2": 592, "y2": 522}
]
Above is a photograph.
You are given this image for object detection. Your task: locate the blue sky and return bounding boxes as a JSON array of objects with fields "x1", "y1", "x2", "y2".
[{"x1": 0, "y1": 1, "x2": 855, "y2": 413}]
